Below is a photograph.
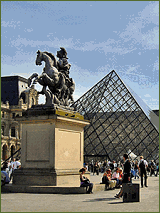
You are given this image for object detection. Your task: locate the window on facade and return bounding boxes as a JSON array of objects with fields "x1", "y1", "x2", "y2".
[
  {"x1": 12, "y1": 113, "x2": 15, "y2": 118},
  {"x1": 20, "y1": 92, "x2": 26, "y2": 104},
  {"x1": 32, "y1": 98, "x2": 34, "y2": 106},
  {"x1": 11, "y1": 127, "x2": 16, "y2": 137},
  {"x1": 2, "y1": 111, "x2": 4, "y2": 118},
  {"x1": 2, "y1": 126, "x2": 4, "y2": 135}
]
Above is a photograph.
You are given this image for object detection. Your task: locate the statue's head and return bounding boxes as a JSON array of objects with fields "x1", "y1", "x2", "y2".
[
  {"x1": 37, "y1": 50, "x2": 41, "y2": 55},
  {"x1": 57, "y1": 47, "x2": 68, "y2": 59},
  {"x1": 36, "y1": 50, "x2": 42, "y2": 65}
]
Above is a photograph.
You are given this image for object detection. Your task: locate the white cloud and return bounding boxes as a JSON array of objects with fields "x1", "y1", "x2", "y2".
[
  {"x1": 141, "y1": 27, "x2": 159, "y2": 50},
  {"x1": 125, "y1": 65, "x2": 140, "y2": 74},
  {"x1": 144, "y1": 94, "x2": 151, "y2": 97},
  {"x1": 9, "y1": 35, "x2": 137, "y2": 56},
  {"x1": 1, "y1": 20, "x2": 21, "y2": 29},
  {"x1": 73, "y1": 94, "x2": 81, "y2": 101},
  {"x1": 153, "y1": 57, "x2": 159, "y2": 71},
  {"x1": 24, "y1": 28, "x2": 33, "y2": 33},
  {"x1": 1, "y1": 51, "x2": 36, "y2": 65},
  {"x1": 9, "y1": 37, "x2": 76, "y2": 50},
  {"x1": 138, "y1": 1, "x2": 159, "y2": 25},
  {"x1": 142, "y1": 98, "x2": 159, "y2": 110},
  {"x1": 118, "y1": 2, "x2": 159, "y2": 50}
]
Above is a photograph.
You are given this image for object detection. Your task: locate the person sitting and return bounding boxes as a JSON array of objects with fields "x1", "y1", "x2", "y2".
[
  {"x1": 79, "y1": 168, "x2": 93, "y2": 194},
  {"x1": 112, "y1": 168, "x2": 121, "y2": 187},
  {"x1": 1, "y1": 166, "x2": 10, "y2": 186},
  {"x1": 102, "y1": 169, "x2": 116, "y2": 189}
]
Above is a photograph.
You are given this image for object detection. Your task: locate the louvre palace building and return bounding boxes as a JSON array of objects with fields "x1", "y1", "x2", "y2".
[
  {"x1": 1, "y1": 71, "x2": 159, "y2": 163},
  {"x1": 1, "y1": 76, "x2": 38, "y2": 161}
]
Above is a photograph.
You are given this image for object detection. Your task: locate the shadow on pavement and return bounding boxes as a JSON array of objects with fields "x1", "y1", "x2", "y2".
[
  {"x1": 108, "y1": 201, "x2": 124, "y2": 204},
  {"x1": 83, "y1": 197, "x2": 116, "y2": 202}
]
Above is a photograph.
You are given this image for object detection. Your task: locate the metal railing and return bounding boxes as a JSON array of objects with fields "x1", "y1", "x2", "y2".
[{"x1": 1, "y1": 148, "x2": 21, "y2": 166}]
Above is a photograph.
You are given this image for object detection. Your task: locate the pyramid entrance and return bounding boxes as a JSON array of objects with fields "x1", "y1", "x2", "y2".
[{"x1": 72, "y1": 70, "x2": 159, "y2": 162}]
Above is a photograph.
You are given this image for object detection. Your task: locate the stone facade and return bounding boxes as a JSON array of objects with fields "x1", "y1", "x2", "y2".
[{"x1": 1, "y1": 78, "x2": 38, "y2": 161}]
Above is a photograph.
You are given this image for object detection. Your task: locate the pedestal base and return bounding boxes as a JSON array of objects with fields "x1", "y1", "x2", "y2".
[
  {"x1": 14, "y1": 106, "x2": 90, "y2": 188},
  {"x1": 13, "y1": 168, "x2": 82, "y2": 186}
]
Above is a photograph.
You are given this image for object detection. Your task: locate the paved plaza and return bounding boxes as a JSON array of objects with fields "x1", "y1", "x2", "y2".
[{"x1": 1, "y1": 175, "x2": 159, "y2": 212}]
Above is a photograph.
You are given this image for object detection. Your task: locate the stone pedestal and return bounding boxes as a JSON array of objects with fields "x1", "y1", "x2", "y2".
[{"x1": 13, "y1": 106, "x2": 89, "y2": 187}]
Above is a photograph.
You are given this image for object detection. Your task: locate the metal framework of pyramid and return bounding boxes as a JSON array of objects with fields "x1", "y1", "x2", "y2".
[{"x1": 72, "y1": 70, "x2": 159, "y2": 162}]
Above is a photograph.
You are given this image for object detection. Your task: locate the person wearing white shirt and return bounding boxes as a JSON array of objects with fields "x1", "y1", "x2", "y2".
[
  {"x1": 113, "y1": 161, "x2": 117, "y2": 169},
  {"x1": 16, "y1": 160, "x2": 21, "y2": 169},
  {"x1": 10, "y1": 158, "x2": 18, "y2": 180},
  {"x1": 11, "y1": 158, "x2": 18, "y2": 170},
  {"x1": 112, "y1": 168, "x2": 120, "y2": 187},
  {"x1": 5, "y1": 160, "x2": 11, "y2": 178}
]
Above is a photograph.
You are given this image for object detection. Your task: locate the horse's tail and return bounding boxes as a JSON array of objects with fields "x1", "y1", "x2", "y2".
[{"x1": 44, "y1": 52, "x2": 58, "y2": 68}]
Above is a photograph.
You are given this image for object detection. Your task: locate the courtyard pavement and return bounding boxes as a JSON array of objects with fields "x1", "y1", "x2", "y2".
[{"x1": 1, "y1": 175, "x2": 159, "y2": 212}]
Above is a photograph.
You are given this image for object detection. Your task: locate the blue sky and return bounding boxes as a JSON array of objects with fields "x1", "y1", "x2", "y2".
[{"x1": 1, "y1": 1, "x2": 159, "y2": 109}]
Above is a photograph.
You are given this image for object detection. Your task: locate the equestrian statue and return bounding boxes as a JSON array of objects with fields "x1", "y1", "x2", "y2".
[{"x1": 28, "y1": 47, "x2": 75, "y2": 106}]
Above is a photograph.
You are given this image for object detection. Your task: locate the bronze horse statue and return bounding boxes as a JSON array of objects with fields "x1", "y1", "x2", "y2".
[{"x1": 28, "y1": 50, "x2": 75, "y2": 106}]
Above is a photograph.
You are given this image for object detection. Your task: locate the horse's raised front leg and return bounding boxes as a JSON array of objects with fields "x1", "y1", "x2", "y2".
[
  {"x1": 28, "y1": 73, "x2": 38, "y2": 87},
  {"x1": 41, "y1": 73, "x2": 58, "y2": 87}
]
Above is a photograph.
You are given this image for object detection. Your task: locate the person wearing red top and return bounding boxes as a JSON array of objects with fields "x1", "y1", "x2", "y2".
[{"x1": 103, "y1": 169, "x2": 116, "y2": 189}]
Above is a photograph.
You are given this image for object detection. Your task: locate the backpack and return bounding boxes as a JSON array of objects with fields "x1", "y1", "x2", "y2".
[{"x1": 139, "y1": 160, "x2": 145, "y2": 170}]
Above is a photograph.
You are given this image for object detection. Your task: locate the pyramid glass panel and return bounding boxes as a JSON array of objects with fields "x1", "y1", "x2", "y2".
[{"x1": 72, "y1": 70, "x2": 159, "y2": 162}]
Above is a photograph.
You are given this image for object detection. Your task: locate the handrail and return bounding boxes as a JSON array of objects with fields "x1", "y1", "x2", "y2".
[{"x1": 2, "y1": 148, "x2": 21, "y2": 165}]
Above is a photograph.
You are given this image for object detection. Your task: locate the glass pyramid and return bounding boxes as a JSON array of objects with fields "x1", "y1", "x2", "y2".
[{"x1": 72, "y1": 70, "x2": 159, "y2": 162}]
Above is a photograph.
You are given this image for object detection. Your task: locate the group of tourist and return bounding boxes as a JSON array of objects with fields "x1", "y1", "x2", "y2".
[
  {"x1": 102, "y1": 167, "x2": 123, "y2": 189},
  {"x1": 80, "y1": 154, "x2": 159, "y2": 197},
  {"x1": 84, "y1": 157, "x2": 159, "y2": 179},
  {"x1": 84, "y1": 159, "x2": 123, "y2": 175},
  {"x1": 130, "y1": 159, "x2": 159, "y2": 180},
  {"x1": 1, "y1": 158, "x2": 21, "y2": 186}
]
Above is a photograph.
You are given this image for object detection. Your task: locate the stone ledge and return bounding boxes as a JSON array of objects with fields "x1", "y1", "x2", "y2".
[
  {"x1": 1, "y1": 183, "x2": 106, "y2": 194},
  {"x1": 93, "y1": 183, "x2": 106, "y2": 192},
  {"x1": 1, "y1": 184, "x2": 86, "y2": 194}
]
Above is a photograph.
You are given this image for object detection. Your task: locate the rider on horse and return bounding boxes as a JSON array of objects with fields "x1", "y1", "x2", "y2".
[{"x1": 57, "y1": 47, "x2": 71, "y2": 79}]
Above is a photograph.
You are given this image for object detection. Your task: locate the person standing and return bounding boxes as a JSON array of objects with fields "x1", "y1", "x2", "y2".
[
  {"x1": 114, "y1": 154, "x2": 131, "y2": 198},
  {"x1": 155, "y1": 163, "x2": 159, "y2": 177},
  {"x1": 103, "y1": 160, "x2": 107, "y2": 173},
  {"x1": 113, "y1": 161, "x2": 117, "y2": 169},
  {"x1": 94, "y1": 162, "x2": 99, "y2": 175},
  {"x1": 109, "y1": 161, "x2": 114, "y2": 171},
  {"x1": 134, "y1": 160, "x2": 139, "y2": 179},
  {"x1": 10, "y1": 158, "x2": 18, "y2": 181},
  {"x1": 150, "y1": 160, "x2": 156, "y2": 176},
  {"x1": 138, "y1": 156, "x2": 148, "y2": 188}
]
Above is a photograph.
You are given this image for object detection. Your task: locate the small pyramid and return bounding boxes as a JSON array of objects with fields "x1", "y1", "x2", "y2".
[{"x1": 73, "y1": 70, "x2": 159, "y2": 162}]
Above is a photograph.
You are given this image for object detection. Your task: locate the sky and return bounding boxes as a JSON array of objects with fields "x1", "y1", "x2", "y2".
[{"x1": 1, "y1": 1, "x2": 159, "y2": 110}]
